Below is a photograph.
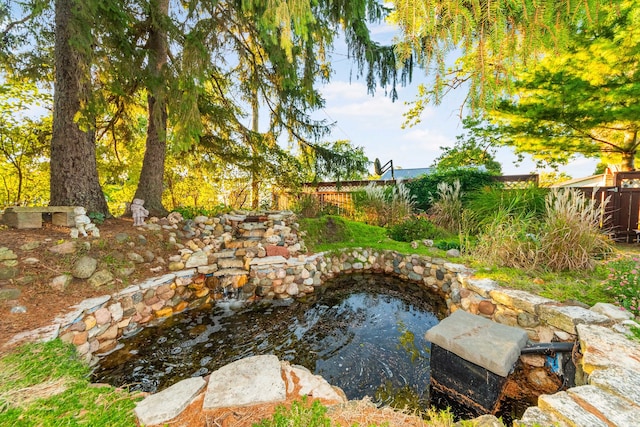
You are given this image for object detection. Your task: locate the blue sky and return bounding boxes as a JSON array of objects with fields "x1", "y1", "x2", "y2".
[{"x1": 312, "y1": 24, "x2": 600, "y2": 179}]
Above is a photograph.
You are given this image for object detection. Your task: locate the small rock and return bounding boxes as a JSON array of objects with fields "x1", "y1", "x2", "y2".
[
  {"x1": 115, "y1": 233, "x2": 130, "y2": 243},
  {"x1": 94, "y1": 307, "x2": 112, "y2": 325},
  {"x1": 48, "y1": 241, "x2": 76, "y2": 254},
  {"x1": 117, "y1": 266, "x2": 136, "y2": 277},
  {"x1": 0, "y1": 288, "x2": 21, "y2": 301},
  {"x1": 143, "y1": 250, "x2": 155, "y2": 262},
  {"x1": 168, "y1": 261, "x2": 185, "y2": 271},
  {"x1": 478, "y1": 300, "x2": 496, "y2": 315},
  {"x1": 88, "y1": 269, "x2": 115, "y2": 287},
  {"x1": 0, "y1": 266, "x2": 18, "y2": 280},
  {"x1": 0, "y1": 247, "x2": 18, "y2": 261},
  {"x1": 72, "y1": 256, "x2": 98, "y2": 279},
  {"x1": 20, "y1": 241, "x2": 41, "y2": 251},
  {"x1": 446, "y1": 248, "x2": 461, "y2": 257},
  {"x1": 10, "y1": 305, "x2": 27, "y2": 314},
  {"x1": 185, "y1": 250, "x2": 208, "y2": 268},
  {"x1": 51, "y1": 274, "x2": 73, "y2": 292},
  {"x1": 128, "y1": 252, "x2": 145, "y2": 264},
  {"x1": 22, "y1": 257, "x2": 39, "y2": 265}
]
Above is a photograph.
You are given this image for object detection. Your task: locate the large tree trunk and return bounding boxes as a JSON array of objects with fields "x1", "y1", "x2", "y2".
[
  {"x1": 134, "y1": 0, "x2": 169, "y2": 217},
  {"x1": 50, "y1": 0, "x2": 109, "y2": 215},
  {"x1": 620, "y1": 151, "x2": 636, "y2": 171}
]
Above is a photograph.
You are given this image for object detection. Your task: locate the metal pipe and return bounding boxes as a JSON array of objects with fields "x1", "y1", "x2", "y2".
[{"x1": 520, "y1": 342, "x2": 575, "y2": 355}]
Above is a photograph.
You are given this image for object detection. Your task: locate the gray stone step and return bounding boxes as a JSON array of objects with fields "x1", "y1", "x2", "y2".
[
  {"x1": 516, "y1": 406, "x2": 568, "y2": 427},
  {"x1": 212, "y1": 268, "x2": 248, "y2": 277},
  {"x1": 249, "y1": 255, "x2": 288, "y2": 267},
  {"x1": 203, "y1": 355, "x2": 286, "y2": 409},
  {"x1": 587, "y1": 366, "x2": 640, "y2": 406},
  {"x1": 134, "y1": 376, "x2": 206, "y2": 425},
  {"x1": 568, "y1": 385, "x2": 640, "y2": 426},
  {"x1": 538, "y1": 391, "x2": 608, "y2": 426}
]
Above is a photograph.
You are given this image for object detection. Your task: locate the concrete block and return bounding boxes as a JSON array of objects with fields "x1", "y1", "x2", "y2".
[
  {"x1": 425, "y1": 309, "x2": 528, "y2": 377},
  {"x1": 2, "y1": 210, "x2": 42, "y2": 228}
]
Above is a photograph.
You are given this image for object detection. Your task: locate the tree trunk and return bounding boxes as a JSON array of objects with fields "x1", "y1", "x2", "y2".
[
  {"x1": 620, "y1": 151, "x2": 636, "y2": 171},
  {"x1": 133, "y1": 0, "x2": 169, "y2": 217},
  {"x1": 50, "y1": 0, "x2": 109, "y2": 215}
]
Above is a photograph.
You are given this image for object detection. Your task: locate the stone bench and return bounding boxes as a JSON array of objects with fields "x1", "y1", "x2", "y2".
[{"x1": 1, "y1": 206, "x2": 79, "y2": 229}]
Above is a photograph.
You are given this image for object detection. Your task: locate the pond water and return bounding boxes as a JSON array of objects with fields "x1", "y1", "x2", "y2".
[{"x1": 93, "y1": 273, "x2": 448, "y2": 409}]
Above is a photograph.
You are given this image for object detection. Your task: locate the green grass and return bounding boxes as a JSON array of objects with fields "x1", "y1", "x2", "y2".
[
  {"x1": 469, "y1": 263, "x2": 613, "y2": 306},
  {"x1": 299, "y1": 216, "x2": 456, "y2": 258},
  {"x1": 0, "y1": 339, "x2": 140, "y2": 426}
]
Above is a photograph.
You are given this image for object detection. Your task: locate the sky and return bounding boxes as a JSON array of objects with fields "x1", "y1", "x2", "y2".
[{"x1": 311, "y1": 24, "x2": 600, "y2": 180}]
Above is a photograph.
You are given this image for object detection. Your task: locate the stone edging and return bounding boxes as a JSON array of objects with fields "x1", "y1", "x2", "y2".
[{"x1": 6, "y1": 245, "x2": 640, "y2": 426}]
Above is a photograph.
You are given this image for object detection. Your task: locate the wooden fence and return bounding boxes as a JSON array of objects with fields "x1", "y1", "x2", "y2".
[
  {"x1": 577, "y1": 172, "x2": 640, "y2": 243},
  {"x1": 276, "y1": 174, "x2": 540, "y2": 215}
]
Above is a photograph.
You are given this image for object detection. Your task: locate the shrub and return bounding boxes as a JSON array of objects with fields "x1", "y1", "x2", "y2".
[
  {"x1": 406, "y1": 168, "x2": 496, "y2": 211},
  {"x1": 172, "y1": 204, "x2": 228, "y2": 219},
  {"x1": 292, "y1": 194, "x2": 322, "y2": 218},
  {"x1": 603, "y1": 257, "x2": 640, "y2": 316},
  {"x1": 387, "y1": 217, "x2": 447, "y2": 242},
  {"x1": 466, "y1": 185, "x2": 548, "y2": 232}
]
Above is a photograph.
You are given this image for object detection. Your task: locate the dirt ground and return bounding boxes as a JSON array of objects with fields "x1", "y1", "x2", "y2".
[{"x1": 0, "y1": 218, "x2": 435, "y2": 427}]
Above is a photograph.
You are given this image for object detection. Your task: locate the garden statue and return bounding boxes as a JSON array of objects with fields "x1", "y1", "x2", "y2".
[
  {"x1": 131, "y1": 198, "x2": 149, "y2": 226},
  {"x1": 71, "y1": 206, "x2": 100, "y2": 238}
]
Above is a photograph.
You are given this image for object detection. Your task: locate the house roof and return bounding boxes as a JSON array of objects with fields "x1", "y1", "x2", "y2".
[{"x1": 380, "y1": 167, "x2": 432, "y2": 180}]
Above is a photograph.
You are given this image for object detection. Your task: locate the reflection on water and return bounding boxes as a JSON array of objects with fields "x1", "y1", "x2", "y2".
[{"x1": 93, "y1": 274, "x2": 447, "y2": 410}]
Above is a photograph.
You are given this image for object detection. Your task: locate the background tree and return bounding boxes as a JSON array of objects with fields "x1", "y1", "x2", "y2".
[
  {"x1": 0, "y1": 80, "x2": 51, "y2": 206},
  {"x1": 388, "y1": 0, "x2": 611, "y2": 122},
  {"x1": 484, "y1": 1, "x2": 640, "y2": 171},
  {"x1": 432, "y1": 118, "x2": 502, "y2": 174}
]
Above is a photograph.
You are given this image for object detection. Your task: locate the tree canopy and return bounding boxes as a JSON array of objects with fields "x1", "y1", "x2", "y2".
[
  {"x1": 0, "y1": 0, "x2": 405, "y2": 212},
  {"x1": 484, "y1": 0, "x2": 640, "y2": 171}
]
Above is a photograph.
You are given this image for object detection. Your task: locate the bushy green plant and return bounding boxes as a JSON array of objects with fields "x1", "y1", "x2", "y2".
[
  {"x1": 473, "y1": 208, "x2": 541, "y2": 270},
  {"x1": 292, "y1": 193, "x2": 322, "y2": 218},
  {"x1": 172, "y1": 204, "x2": 229, "y2": 219},
  {"x1": 435, "y1": 239, "x2": 461, "y2": 251},
  {"x1": 387, "y1": 216, "x2": 447, "y2": 242},
  {"x1": 604, "y1": 257, "x2": 640, "y2": 316},
  {"x1": 466, "y1": 185, "x2": 548, "y2": 232},
  {"x1": 406, "y1": 168, "x2": 496, "y2": 211},
  {"x1": 88, "y1": 211, "x2": 106, "y2": 225}
]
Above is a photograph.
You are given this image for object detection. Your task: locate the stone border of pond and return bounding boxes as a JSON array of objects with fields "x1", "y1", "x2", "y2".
[{"x1": 5, "y1": 210, "x2": 640, "y2": 426}]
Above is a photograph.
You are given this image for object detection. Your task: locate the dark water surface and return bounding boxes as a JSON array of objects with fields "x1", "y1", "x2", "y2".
[{"x1": 93, "y1": 274, "x2": 447, "y2": 408}]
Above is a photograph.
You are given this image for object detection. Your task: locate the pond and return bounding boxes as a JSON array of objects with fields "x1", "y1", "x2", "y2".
[{"x1": 93, "y1": 273, "x2": 448, "y2": 410}]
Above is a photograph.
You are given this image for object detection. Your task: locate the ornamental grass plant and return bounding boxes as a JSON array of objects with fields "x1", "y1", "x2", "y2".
[
  {"x1": 428, "y1": 180, "x2": 463, "y2": 233},
  {"x1": 539, "y1": 188, "x2": 612, "y2": 271},
  {"x1": 473, "y1": 188, "x2": 611, "y2": 272}
]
